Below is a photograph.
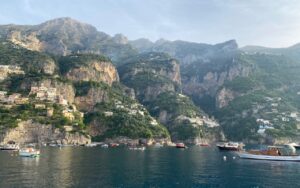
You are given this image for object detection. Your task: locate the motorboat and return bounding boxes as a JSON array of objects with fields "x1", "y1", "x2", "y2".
[
  {"x1": 176, "y1": 143, "x2": 187, "y2": 148},
  {"x1": 287, "y1": 142, "x2": 300, "y2": 149},
  {"x1": 109, "y1": 143, "x2": 119, "y2": 147},
  {"x1": 85, "y1": 143, "x2": 97, "y2": 147},
  {"x1": 216, "y1": 142, "x2": 243, "y2": 151},
  {"x1": 19, "y1": 147, "x2": 40, "y2": 157},
  {"x1": 129, "y1": 146, "x2": 146, "y2": 151},
  {"x1": 0, "y1": 143, "x2": 20, "y2": 151},
  {"x1": 101, "y1": 144, "x2": 109, "y2": 148},
  {"x1": 197, "y1": 143, "x2": 210, "y2": 147},
  {"x1": 153, "y1": 143, "x2": 163, "y2": 148},
  {"x1": 237, "y1": 145, "x2": 300, "y2": 161}
]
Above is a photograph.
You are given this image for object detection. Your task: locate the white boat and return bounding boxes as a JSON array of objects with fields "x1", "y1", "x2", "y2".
[
  {"x1": 217, "y1": 142, "x2": 243, "y2": 151},
  {"x1": 0, "y1": 144, "x2": 20, "y2": 151},
  {"x1": 129, "y1": 146, "x2": 146, "y2": 151},
  {"x1": 86, "y1": 143, "x2": 97, "y2": 147},
  {"x1": 237, "y1": 146, "x2": 300, "y2": 161},
  {"x1": 101, "y1": 144, "x2": 109, "y2": 148},
  {"x1": 153, "y1": 143, "x2": 163, "y2": 148},
  {"x1": 19, "y1": 148, "x2": 40, "y2": 157},
  {"x1": 287, "y1": 142, "x2": 300, "y2": 149}
]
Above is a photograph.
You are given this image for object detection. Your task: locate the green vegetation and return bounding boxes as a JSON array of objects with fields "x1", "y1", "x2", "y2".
[
  {"x1": 0, "y1": 103, "x2": 84, "y2": 131},
  {"x1": 74, "y1": 81, "x2": 110, "y2": 96},
  {"x1": 148, "y1": 92, "x2": 201, "y2": 118},
  {"x1": 224, "y1": 77, "x2": 257, "y2": 93},
  {"x1": 58, "y1": 53, "x2": 110, "y2": 74},
  {"x1": 85, "y1": 102, "x2": 170, "y2": 141},
  {"x1": 0, "y1": 40, "x2": 56, "y2": 74}
]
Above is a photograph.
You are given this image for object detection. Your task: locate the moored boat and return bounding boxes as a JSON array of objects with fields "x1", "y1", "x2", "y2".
[
  {"x1": 198, "y1": 143, "x2": 210, "y2": 147},
  {"x1": 216, "y1": 142, "x2": 243, "y2": 151},
  {"x1": 109, "y1": 143, "x2": 119, "y2": 147},
  {"x1": 85, "y1": 143, "x2": 97, "y2": 147},
  {"x1": 237, "y1": 146, "x2": 300, "y2": 161},
  {"x1": 129, "y1": 146, "x2": 146, "y2": 151},
  {"x1": 0, "y1": 143, "x2": 20, "y2": 151},
  {"x1": 176, "y1": 143, "x2": 187, "y2": 148},
  {"x1": 153, "y1": 143, "x2": 163, "y2": 148},
  {"x1": 101, "y1": 144, "x2": 109, "y2": 148},
  {"x1": 19, "y1": 147, "x2": 40, "y2": 157},
  {"x1": 287, "y1": 142, "x2": 300, "y2": 149}
]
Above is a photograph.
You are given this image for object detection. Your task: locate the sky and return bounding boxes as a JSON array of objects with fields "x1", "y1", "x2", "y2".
[{"x1": 1, "y1": 0, "x2": 300, "y2": 48}]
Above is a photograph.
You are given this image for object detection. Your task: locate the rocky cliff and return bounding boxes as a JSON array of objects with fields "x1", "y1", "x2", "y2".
[
  {"x1": 118, "y1": 52, "x2": 222, "y2": 143},
  {"x1": 0, "y1": 17, "x2": 137, "y2": 62},
  {"x1": 118, "y1": 52, "x2": 181, "y2": 101},
  {"x1": 0, "y1": 120, "x2": 91, "y2": 145},
  {"x1": 59, "y1": 54, "x2": 119, "y2": 86}
]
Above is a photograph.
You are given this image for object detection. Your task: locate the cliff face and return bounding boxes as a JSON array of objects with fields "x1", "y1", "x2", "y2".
[
  {"x1": 0, "y1": 17, "x2": 137, "y2": 62},
  {"x1": 75, "y1": 87, "x2": 110, "y2": 111},
  {"x1": 65, "y1": 61, "x2": 119, "y2": 86},
  {"x1": 0, "y1": 40, "x2": 58, "y2": 76},
  {"x1": 182, "y1": 57, "x2": 253, "y2": 98},
  {"x1": 118, "y1": 52, "x2": 181, "y2": 101},
  {"x1": 119, "y1": 52, "x2": 222, "y2": 143},
  {"x1": 31, "y1": 79, "x2": 76, "y2": 104},
  {"x1": 215, "y1": 87, "x2": 237, "y2": 108},
  {"x1": 0, "y1": 120, "x2": 91, "y2": 145}
]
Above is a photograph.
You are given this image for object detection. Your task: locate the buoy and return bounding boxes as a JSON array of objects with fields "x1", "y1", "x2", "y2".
[
  {"x1": 233, "y1": 156, "x2": 236, "y2": 160},
  {"x1": 223, "y1": 156, "x2": 227, "y2": 161}
]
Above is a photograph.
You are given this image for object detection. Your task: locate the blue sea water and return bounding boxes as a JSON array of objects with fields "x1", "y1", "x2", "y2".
[{"x1": 0, "y1": 146, "x2": 300, "y2": 188}]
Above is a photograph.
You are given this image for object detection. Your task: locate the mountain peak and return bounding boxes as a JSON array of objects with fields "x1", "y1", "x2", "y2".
[
  {"x1": 37, "y1": 17, "x2": 97, "y2": 32},
  {"x1": 214, "y1": 39, "x2": 238, "y2": 50}
]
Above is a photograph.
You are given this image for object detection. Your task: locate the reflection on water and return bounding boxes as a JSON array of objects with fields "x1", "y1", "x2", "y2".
[{"x1": 0, "y1": 146, "x2": 300, "y2": 187}]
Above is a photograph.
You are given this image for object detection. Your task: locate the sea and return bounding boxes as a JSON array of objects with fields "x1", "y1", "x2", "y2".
[{"x1": 0, "y1": 146, "x2": 300, "y2": 188}]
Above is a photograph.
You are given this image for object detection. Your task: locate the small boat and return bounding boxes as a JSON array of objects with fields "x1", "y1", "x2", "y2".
[
  {"x1": 85, "y1": 143, "x2": 97, "y2": 147},
  {"x1": 109, "y1": 143, "x2": 119, "y2": 147},
  {"x1": 176, "y1": 143, "x2": 187, "y2": 148},
  {"x1": 217, "y1": 142, "x2": 243, "y2": 151},
  {"x1": 0, "y1": 143, "x2": 20, "y2": 151},
  {"x1": 101, "y1": 144, "x2": 109, "y2": 148},
  {"x1": 19, "y1": 147, "x2": 40, "y2": 157},
  {"x1": 153, "y1": 143, "x2": 163, "y2": 148},
  {"x1": 237, "y1": 146, "x2": 300, "y2": 161},
  {"x1": 197, "y1": 143, "x2": 210, "y2": 147},
  {"x1": 129, "y1": 146, "x2": 146, "y2": 151}
]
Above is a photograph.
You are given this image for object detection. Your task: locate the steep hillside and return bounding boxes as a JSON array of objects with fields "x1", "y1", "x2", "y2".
[
  {"x1": 118, "y1": 52, "x2": 222, "y2": 143},
  {"x1": 241, "y1": 43, "x2": 300, "y2": 62},
  {"x1": 130, "y1": 39, "x2": 238, "y2": 66},
  {"x1": 0, "y1": 41, "x2": 169, "y2": 144},
  {"x1": 118, "y1": 52, "x2": 181, "y2": 101},
  {"x1": 133, "y1": 39, "x2": 300, "y2": 143},
  {"x1": 0, "y1": 17, "x2": 137, "y2": 62}
]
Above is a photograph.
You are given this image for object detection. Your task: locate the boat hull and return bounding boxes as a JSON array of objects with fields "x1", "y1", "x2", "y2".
[
  {"x1": 217, "y1": 146, "x2": 239, "y2": 151},
  {"x1": 0, "y1": 148, "x2": 19, "y2": 151},
  {"x1": 237, "y1": 152, "x2": 300, "y2": 161}
]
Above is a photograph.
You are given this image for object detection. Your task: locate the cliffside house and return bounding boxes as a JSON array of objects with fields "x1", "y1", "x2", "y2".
[
  {"x1": 14, "y1": 97, "x2": 29, "y2": 105},
  {"x1": 0, "y1": 91, "x2": 7, "y2": 101},
  {"x1": 34, "y1": 104, "x2": 46, "y2": 109},
  {"x1": 0, "y1": 65, "x2": 24, "y2": 80},
  {"x1": 30, "y1": 84, "x2": 57, "y2": 102},
  {"x1": 7, "y1": 93, "x2": 21, "y2": 103},
  {"x1": 62, "y1": 110, "x2": 75, "y2": 121},
  {"x1": 104, "y1": 111, "x2": 113, "y2": 117},
  {"x1": 58, "y1": 95, "x2": 68, "y2": 106},
  {"x1": 256, "y1": 118, "x2": 274, "y2": 134}
]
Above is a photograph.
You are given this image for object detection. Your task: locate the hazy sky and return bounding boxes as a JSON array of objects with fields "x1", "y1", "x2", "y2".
[{"x1": 1, "y1": 0, "x2": 300, "y2": 47}]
